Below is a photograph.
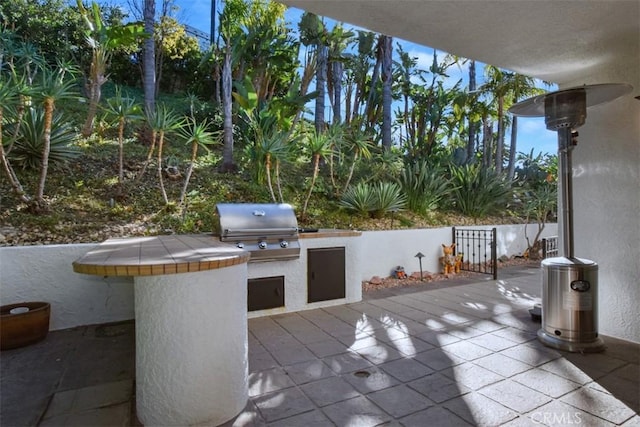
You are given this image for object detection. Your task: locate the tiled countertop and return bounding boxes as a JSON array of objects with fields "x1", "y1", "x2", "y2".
[
  {"x1": 72, "y1": 234, "x2": 249, "y2": 277},
  {"x1": 299, "y1": 229, "x2": 361, "y2": 239}
]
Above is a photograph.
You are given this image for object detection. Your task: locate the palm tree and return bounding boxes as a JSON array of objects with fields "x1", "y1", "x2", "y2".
[
  {"x1": 177, "y1": 118, "x2": 218, "y2": 207},
  {"x1": 299, "y1": 12, "x2": 327, "y2": 133},
  {"x1": 506, "y1": 74, "x2": 545, "y2": 180},
  {"x1": 76, "y1": 0, "x2": 144, "y2": 137},
  {"x1": 0, "y1": 74, "x2": 30, "y2": 204},
  {"x1": 143, "y1": 0, "x2": 156, "y2": 114},
  {"x1": 326, "y1": 24, "x2": 354, "y2": 125},
  {"x1": 32, "y1": 66, "x2": 78, "y2": 210},
  {"x1": 342, "y1": 126, "x2": 373, "y2": 192},
  {"x1": 302, "y1": 130, "x2": 333, "y2": 217},
  {"x1": 380, "y1": 34, "x2": 393, "y2": 151},
  {"x1": 149, "y1": 105, "x2": 184, "y2": 204},
  {"x1": 103, "y1": 86, "x2": 143, "y2": 189}
]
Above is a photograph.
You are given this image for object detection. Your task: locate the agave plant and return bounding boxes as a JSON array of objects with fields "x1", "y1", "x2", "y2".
[
  {"x1": 450, "y1": 164, "x2": 512, "y2": 218},
  {"x1": 338, "y1": 182, "x2": 376, "y2": 216},
  {"x1": 8, "y1": 108, "x2": 79, "y2": 170},
  {"x1": 370, "y1": 182, "x2": 406, "y2": 218},
  {"x1": 339, "y1": 181, "x2": 406, "y2": 218},
  {"x1": 400, "y1": 160, "x2": 452, "y2": 213}
]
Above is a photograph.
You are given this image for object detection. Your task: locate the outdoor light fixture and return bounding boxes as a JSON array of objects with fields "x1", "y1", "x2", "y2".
[{"x1": 414, "y1": 252, "x2": 425, "y2": 281}]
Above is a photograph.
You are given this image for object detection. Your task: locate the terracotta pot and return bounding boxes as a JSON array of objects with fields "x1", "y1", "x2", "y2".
[{"x1": 1, "y1": 302, "x2": 51, "y2": 350}]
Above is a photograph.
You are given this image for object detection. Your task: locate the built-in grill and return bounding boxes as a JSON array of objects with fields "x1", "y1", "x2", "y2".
[{"x1": 215, "y1": 203, "x2": 300, "y2": 262}]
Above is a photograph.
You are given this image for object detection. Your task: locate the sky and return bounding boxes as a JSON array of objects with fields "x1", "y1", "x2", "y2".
[{"x1": 110, "y1": 0, "x2": 559, "y2": 156}]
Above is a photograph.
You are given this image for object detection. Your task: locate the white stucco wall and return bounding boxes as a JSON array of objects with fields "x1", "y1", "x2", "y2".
[
  {"x1": 0, "y1": 244, "x2": 134, "y2": 331},
  {"x1": 562, "y1": 59, "x2": 640, "y2": 343},
  {"x1": 0, "y1": 223, "x2": 556, "y2": 332},
  {"x1": 359, "y1": 224, "x2": 557, "y2": 280}
]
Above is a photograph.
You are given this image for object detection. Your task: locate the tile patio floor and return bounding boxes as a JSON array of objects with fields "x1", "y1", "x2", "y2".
[{"x1": 2, "y1": 266, "x2": 638, "y2": 426}]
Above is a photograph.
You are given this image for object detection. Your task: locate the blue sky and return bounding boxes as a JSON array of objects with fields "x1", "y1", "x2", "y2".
[{"x1": 112, "y1": 0, "x2": 558, "y2": 156}]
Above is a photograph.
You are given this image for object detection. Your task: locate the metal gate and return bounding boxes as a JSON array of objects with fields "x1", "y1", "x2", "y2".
[
  {"x1": 541, "y1": 236, "x2": 559, "y2": 259},
  {"x1": 452, "y1": 227, "x2": 497, "y2": 280}
]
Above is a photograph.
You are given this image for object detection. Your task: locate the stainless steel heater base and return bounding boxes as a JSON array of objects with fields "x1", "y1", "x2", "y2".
[
  {"x1": 538, "y1": 329, "x2": 605, "y2": 353},
  {"x1": 539, "y1": 257, "x2": 605, "y2": 353}
]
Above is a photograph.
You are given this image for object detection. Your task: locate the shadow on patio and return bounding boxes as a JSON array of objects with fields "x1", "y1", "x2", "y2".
[{"x1": 1, "y1": 266, "x2": 638, "y2": 426}]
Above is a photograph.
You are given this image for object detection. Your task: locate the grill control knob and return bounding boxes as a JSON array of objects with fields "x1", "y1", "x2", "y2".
[
  {"x1": 258, "y1": 241, "x2": 268, "y2": 249},
  {"x1": 236, "y1": 242, "x2": 244, "y2": 249},
  {"x1": 280, "y1": 240, "x2": 289, "y2": 248}
]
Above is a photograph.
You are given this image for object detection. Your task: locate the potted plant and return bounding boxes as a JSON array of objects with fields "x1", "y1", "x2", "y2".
[{"x1": 0, "y1": 302, "x2": 51, "y2": 350}]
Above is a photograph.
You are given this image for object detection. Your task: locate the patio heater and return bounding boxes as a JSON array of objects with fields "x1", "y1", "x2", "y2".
[{"x1": 509, "y1": 83, "x2": 632, "y2": 352}]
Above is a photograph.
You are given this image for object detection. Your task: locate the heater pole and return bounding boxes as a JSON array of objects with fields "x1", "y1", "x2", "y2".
[{"x1": 558, "y1": 127, "x2": 575, "y2": 259}]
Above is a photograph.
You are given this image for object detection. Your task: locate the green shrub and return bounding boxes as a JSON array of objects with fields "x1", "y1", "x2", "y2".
[
  {"x1": 370, "y1": 181, "x2": 406, "y2": 218},
  {"x1": 450, "y1": 165, "x2": 512, "y2": 218},
  {"x1": 400, "y1": 160, "x2": 452, "y2": 213},
  {"x1": 339, "y1": 182, "x2": 375, "y2": 216},
  {"x1": 8, "y1": 108, "x2": 80, "y2": 170},
  {"x1": 339, "y1": 181, "x2": 406, "y2": 218}
]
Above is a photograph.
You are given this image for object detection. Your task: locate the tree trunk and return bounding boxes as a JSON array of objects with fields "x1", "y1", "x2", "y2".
[
  {"x1": 467, "y1": 60, "x2": 476, "y2": 161},
  {"x1": 157, "y1": 130, "x2": 168, "y2": 204},
  {"x1": 507, "y1": 115, "x2": 518, "y2": 180},
  {"x1": 143, "y1": 0, "x2": 156, "y2": 114},
  {"x1": 495, "y1": 96, "x2": 504, "y2": 173},
  {"x1": 180, "y1": 142, "x2": 199, "y2": 207},
  {"x1": 220, "y1": 46, "x2": 235, "y2": 172},
  {"x1": 117, "y1": 117, "x2": 125, "y2": 186},
  {"x1": 302, "y1": 153, "x2": 320, "y2": 217},
  {"x1": 332, "y1": 60, "x2": 343, "y2": 124},
  {"x1": 315, "y1": 44, "x2": 327, "y2": 133},
  {"x1": 35, "y1": 99, "x2": 54, "y2": 207},
  {"x1": 381, "y1": 35, "x2": 393, "y2": 151},
  {"x1": 0, "y1": 109, "x2": 30, "y2": 203}
]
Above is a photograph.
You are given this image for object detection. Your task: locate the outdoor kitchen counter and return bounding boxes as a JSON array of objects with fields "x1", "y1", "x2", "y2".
[
  {"x1": 72, "y1": 234, "x2": 249, "y2": 276},
  {"x1": 72, "y1": 234, "x2": 250, "y2": 427},
  {"x1": 299, "y1": 228, "x2": 362, "y2": 239}
]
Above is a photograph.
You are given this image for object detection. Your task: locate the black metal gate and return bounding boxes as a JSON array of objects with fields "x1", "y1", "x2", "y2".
[
  {"x1": 541, "y1": 236, "x2": 559, "y2": 258},
  {"x1": 452, "y1": 227, "x2": 497, "y2": 280}
]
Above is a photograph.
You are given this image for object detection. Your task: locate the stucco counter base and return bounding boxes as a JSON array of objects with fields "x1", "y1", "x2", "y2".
[{"x1": 73, "y1": 235, "x2": 250, "y2": 426}]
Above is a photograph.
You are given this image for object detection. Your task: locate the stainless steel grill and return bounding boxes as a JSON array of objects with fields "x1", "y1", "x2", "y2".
[{"x1": 215, "y1": 203, "x2": 300, "y2": 262}]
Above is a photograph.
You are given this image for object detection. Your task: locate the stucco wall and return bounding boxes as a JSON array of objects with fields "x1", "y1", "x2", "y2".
[
  {"x1": 360, "y1": 224, "x2": 557, "y2": 280},
  {"x1": 562, "y1": 58, "x2": 640, "y2": 343},
  {"x1": 0, "y1": 244, "x2": 134, "y2": 330},
  {"x1": 1, "y1": 224, "x2": 555, "y2": 331}
]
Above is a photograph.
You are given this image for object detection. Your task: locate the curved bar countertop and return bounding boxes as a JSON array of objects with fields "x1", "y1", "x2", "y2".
[
  {"x1": 72, "y1": 234, "x2": 250, "y2": 276},
  {"x1": 72, "y1": 234, "x2": 250, "y2": 426}
]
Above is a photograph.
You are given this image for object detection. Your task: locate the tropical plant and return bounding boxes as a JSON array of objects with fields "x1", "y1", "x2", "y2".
[
  {"x1": 76, "y1": 0, "x2": 145, "y2": 137},
  {"x1": 339, "y1": 181, "x2": 406, "y2": 218},
  {"x1": 135, "y1": 104, "x2": 184, "y2": 204},
  {"x1": 102, "y1": 86, "x2": 143, "y2": 188},
  {"x1": 8, "y1": 108, "x2": 79, "y2": 170},
  {"x1": 341, "y1": 125, "x2": 373, "y2": 193},
  {"x1": 302, "y1": 130, "x2": 333, "y2": 217},
  {"x1": 450, "y1": 164, "x2": 512, "y2": 218},
  {"x1": 370, "y1": 181, "x2": 406, "y2": 218},
  {"x1": 400, "y1": 160, "x2": 452, "y2": 213},
  {"x1": 177, "y1": 118, "x2": 218, "y2": 208},
  {"x1": 31, "y1": 64, "x2": 79, "y2": 210},
  {"x1": 522, "y1": 182, "x2": 557, "y2": 259},
  {"x1": 338, "y1": 182, "x2": 375, "y2": 216}
]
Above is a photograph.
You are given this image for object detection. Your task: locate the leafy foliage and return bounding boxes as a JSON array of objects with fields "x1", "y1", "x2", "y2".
[
  {"x1": 339, "y1": 182, "x2": 376, "y2": 216},
  {"x1": 450, "y1": 164, "x2": 512, "y2": 218},
  {"x1": 400, "y1": 160, "x2": 452, "y2": 213},
  {"x1": 339, "y1": 181, "x2": 406, "y2": 218},
  {"x1": 8, "y1": 108, "x2": 79, "y2": 170}
]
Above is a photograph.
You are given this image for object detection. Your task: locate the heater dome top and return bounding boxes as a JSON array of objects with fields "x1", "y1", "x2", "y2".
[{"x1": 508, "y1": 83, "x2": 633, "y2": 117}]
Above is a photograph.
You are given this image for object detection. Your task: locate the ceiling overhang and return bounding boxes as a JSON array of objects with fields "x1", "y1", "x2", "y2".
[{"x1": 279, "y1": 0, "x2": 639, "y2": 87}]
